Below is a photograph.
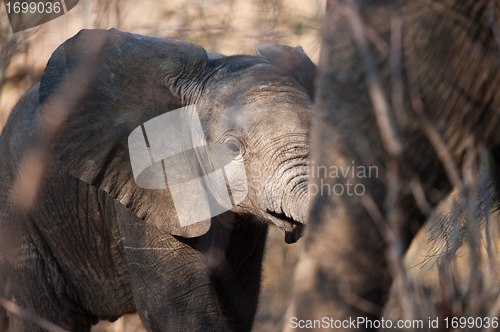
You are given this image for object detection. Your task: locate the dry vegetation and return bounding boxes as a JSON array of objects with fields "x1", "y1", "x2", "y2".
[
  {"x1": 316, "y1": 3, "x2": 500, "y2": 329},
  {"x1": 323, "y1": 3, "x2": 500, "y2": 328},
  {"x1": 382, "y1": 165, "x2": 500, "y2": 330}
]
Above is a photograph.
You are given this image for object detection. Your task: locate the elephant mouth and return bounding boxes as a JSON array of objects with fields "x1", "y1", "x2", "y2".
[{"x1": 266, "y1": 211, "x2": 304, "y2": 244}]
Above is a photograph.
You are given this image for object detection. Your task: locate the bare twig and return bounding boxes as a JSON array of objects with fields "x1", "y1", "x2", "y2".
[
  {"x1": 0, "y1": 297, "x2": 69, "y2": 332},
  {"x1": 339, "y1": 0, "x2": 418, "y2": 322},
  {"x1": 403, "y1": 18, "x2": 462, "y2": 191},
  {"x1": 340, "y1": 1, "x2": 402, "y2": 157}
]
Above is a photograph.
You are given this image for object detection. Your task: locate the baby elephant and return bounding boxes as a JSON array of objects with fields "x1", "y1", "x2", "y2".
[{"x1": 0, "y1": 29, "x2": 314, "y2": 331}]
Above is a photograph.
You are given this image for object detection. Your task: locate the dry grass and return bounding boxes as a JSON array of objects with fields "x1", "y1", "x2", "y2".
[{"x1": 383, "y1": 177, "x2": 500, "y2": 330}]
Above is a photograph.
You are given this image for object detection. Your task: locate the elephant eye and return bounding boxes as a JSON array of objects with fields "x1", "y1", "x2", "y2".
[{"x1": 226, "y1": 141, "x2": 241, "y2": 154}]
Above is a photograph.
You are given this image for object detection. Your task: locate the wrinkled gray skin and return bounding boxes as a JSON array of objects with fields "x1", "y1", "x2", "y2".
[
  {"x1": 288, "y1": 0, "x2": 500, "y2": 329},
  {"x1": 0, "y1": 29, "x2": 315, "y2": 331}
]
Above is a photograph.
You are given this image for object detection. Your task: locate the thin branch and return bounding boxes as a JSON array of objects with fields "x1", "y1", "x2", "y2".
[
  {"x1": 0, "y1": 297, "x2": 69, "y2": 332},
  {"x1": 339, "y1": 0, "x2": 418, "y2": 322}
]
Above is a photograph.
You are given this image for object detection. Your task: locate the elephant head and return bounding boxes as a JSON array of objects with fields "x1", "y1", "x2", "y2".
[{"x1": 38, "y1": 28, "x2": 314, "y2": 243}]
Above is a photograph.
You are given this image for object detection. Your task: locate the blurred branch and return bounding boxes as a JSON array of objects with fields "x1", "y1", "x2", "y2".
[
  {"x1": 488, "y1": 0, "x2": 500, "y2": 50},
  {"x1": 403, "y1": 18, "x2": 462, "y2": 191},
  {"x1": 339, "y1": 0, "x2": 417, "y2": 322},
  {"x1": 0, "y1": 297, "x2": 69, "y2": 332}
]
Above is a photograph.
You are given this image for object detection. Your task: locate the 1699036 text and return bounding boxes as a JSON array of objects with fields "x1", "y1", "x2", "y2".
[{"x1": 4, "y1": 1, "x2": 62, "y2": 15}]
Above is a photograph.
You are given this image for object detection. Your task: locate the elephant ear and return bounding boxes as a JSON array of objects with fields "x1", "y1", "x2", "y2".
[
  {"x1": 39, "y1": 28, "x2": 212, "y2": 238},
  {"x1": 256, "y1": 44, "x2": 316, "y2": 100}
]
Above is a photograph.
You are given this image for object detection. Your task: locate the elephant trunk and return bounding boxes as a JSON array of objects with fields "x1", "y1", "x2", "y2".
[
  {"x1": 283, "y1": 182, "x2": 310, "y2": 243},
  {"x1": 283, "y1": 186, "x2": 309, "y2": 224},
  {"x1": 259, "y1": 137, "x2": 310, "y2": 243}
]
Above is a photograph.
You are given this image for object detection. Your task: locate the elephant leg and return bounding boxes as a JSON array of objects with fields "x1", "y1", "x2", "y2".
[
  {"x1": 195, "y1": 215, "x2": 268, "y2": 332},
  {"x1": 115, "y1": 203, "x2": 267, "y2": 331},
  {"x1": 117, "y1": 215, "x2": 229, "y2": 331}
]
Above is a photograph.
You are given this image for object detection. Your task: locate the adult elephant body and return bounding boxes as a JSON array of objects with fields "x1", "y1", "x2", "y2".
[
  {"x1": 288, "y1": 0, "x2": 500, "y2": 329},
  {"x1": 0, "y1": 29, "x2": 314, "y2": 331}
]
